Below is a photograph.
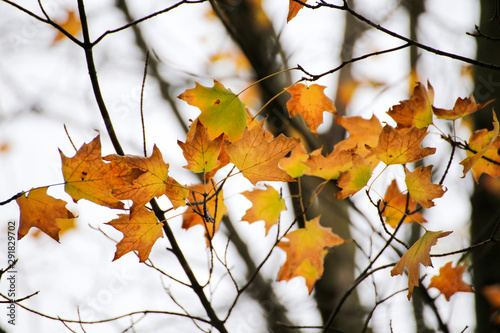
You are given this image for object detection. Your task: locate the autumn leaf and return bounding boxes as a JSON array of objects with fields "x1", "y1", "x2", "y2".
[
  {"x1": 105, "y1": 145, "x2": 188, "y2": 217},
  {"x1": 404, "y1": 165, "x2": 446, "y2": 208},
  {"x1": 225, "y1": 120, "x2": 299, "y2": 185},
  {"x1": 16, "y1": 187, "x2": 75, "y2": 242},
  {"x1": 366, "y1": 125, "x2": 435, "y2": 165},
  {"x1": 335, "y1": 114, "x2": 383, "y2": 167},
  {"x1": 277, "y1": 216, "x2": 344, "y2": 293},
  {"x1": 433, "y1": 95, "x2": 493, "y2": 120},
  {"x1": 387, "y1": 81, "x2": 434, "y2": 129},
  {"x1": 336, "y1": 154, "x2": 372, "y2": 199},
  {"x1": 303, "y1": 148, "x2": 357, "y2": 180},
  {"x1": 178, "y1": 120, "x2": 224, "y2": 174},
  {"x1": 381, "y1": 179, "x2": 426, "y2": 228},
  {"x1": 428, "y1": 262, "x2": 473, "y2": 301},
  {"x1": 391, "y1": 230, "x2": 452, "y2": 300},
  {"x1": 182, "y1": 182, "x2": 227, "y2": 245},
  {"x1": 241, "y1": 186, "x2": 286, "y2": 235},
  {"x1": 279, "y1": 142, "x2": 313, "y2": 178},
  {"x1": 286, "y1": 83, "x2": 337, "y2": 135},
  {"x1": 60, "y1": 135, "x2": 138, "y2": 209},
  {"x1": 106, "y1": 207, "x2": 164, "y2": 262},
  {"x1": 287, "y1": 0, "x2": 307, "y2": 22},
  {"x1": 53, "y1": 10, "x2": 81, "y2": 43},
  {"x1": 178, "y1": 80, "x2": 249, "y2": 142},
  {"x1": 460, "y1": 112, "x2": 500, "y2": 181},
  {"x1": 482, "y1": 284, "x2": 500, "y2": 324}
]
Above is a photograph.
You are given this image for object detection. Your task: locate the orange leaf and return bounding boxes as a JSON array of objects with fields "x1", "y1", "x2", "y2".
[
  {"x1": 336, "y1": 154, "x2": 372, "y2": 199},
  {"x1": 277, "y1": 216, "x2": 344, "y2": 293},
  {"x1": 460, "y1": 112, "x2": 500, "y2": 182},
  {"x1": 178, "y1": 121, "x2": 224, "y2": 174},
  {"x1": 60, "y1": 135, "x2": 138, "y2": 209},
  {"x1": 303, "y1": 147, "x2": 358, "y2": 181},
  {"x1": 105, "y1": 146, "x2": 188, "y2": 217},
  {"x1": 225, "y1": 120, "x2": 299, "y2": 185},
  {"x1": 381, "y1": 179, "x2": 426, "y2": 228},
  {"x1": 178, "y1": 81, "x2": 249, "y2": 142},
  {"x1": 279, "y1": 142, "x2": 312, "y2": 178},
  {"x1": 106, "y1": 207, "x2": 164, "y2": 262},
  {"x1": 404, "y1": 165, "x2": 446, "y2": 208},
  {"x1": 53, "y1": 10, "x2": 81, "y2": 43},
  {"x1": 16, "y1": 187, "x2": 75, "y2": 242},
  {"x1": 335, "y1": 114, "x2": 383, "y2": 168},
  {"x1": 387, "y1": 81, "x2": 434, "y2": 129},
  {"x1": 366, "y1": 125, "x2": 435, "y2": 165},
  {"x1": 241, "y1": 186, "x2": 286, "y2": 235},
  {"x1": 182, "y1": 182, "x2": 227, "y2": 246},
  {"x1": 433, "y1": 95, "x2": 493, "y2": 120},
  {"x1": 286, "y1": 83, "x2": 337, "y2": 135},
  {"x1": 482, "y1": 284, "x2": 500, "y2": 323},
  {"x1": 391, "y1": 230, "x2": 452, "y2": 300},
  {"x1": 428, "y1": 262, "x2": 473, "y2": 301},
  {"x1": 287, "y1": 0, "x2": 307, "y2": 22}
]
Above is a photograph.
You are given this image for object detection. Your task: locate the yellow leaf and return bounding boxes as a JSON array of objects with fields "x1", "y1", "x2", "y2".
[
  {"x1": 404, "y1": 165, "x2": 446, "y2": 208},
  {"x1": 366, "y1": 125, "x2": 435, "y2": 165},
  {"x1": 277, "y1": 216, "x2": 344, "y2": 293},
  {"x1": 336, "y1": 154, "x2": 372, "y2": 199},
  {"x1": 460, "y1": 111, "x2": 500, "y2": 181},
  {"x1": 391, "y1": 230, "x2": 452, "y2": 300},
  {"x1": 433, "y1": 95, "x2": 493, "y2": 120},
  {"x1": 381, "y1": 179, "x2": 426, "y2": 228},
  {"x1": 286, "y1": 83, "x2": 337, "y2": 135},
  {"x1": 225, "y1": 120, "x2": 299, "y2": 185},
  {"x1": 53, "y1": 10, "x2": 81, "y2": 43},
  {"x1": 105, "y1": 146, "x2": 187, "y2": 217},
  {"x1": 60, "y1": 135, "x2": 138, "y2": 209},
  {"x1": 178, "y1": 120, "x2": 224, "y2": 174},
  {"x1": 106, "y1": 207, "x2": 164, "y2": 262},
  {"x1": 178, "y1": 81, "x2": 249, "y2": 142},
  {"x1": 16, "y1": 187, "x2": 75, "y2": 242},
  {"x1": 387, "y1": 81, "x2": 434, "y2": 129},
  {"x1": 241, "y1": 186, "x2": 286, "y2": 234}
]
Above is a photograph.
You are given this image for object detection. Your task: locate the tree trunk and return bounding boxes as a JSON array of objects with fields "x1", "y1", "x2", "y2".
[{"x1": 472, "y1": 1, "x2": 500, "y2": 332}]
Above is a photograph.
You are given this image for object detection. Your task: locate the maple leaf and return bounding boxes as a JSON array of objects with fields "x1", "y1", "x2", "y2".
[
  {"x1": 433, "y1": 95, "x2": 493, "y2": 120},
  {"x1": 178, "y1": 120, "x2": 224, "y2": 174},
  {"x1": 60, "y1": 135, "x2": 138, "y2": 209},
  {"x1": 335, "y1": 114, "x2": 383, "y2": 167},
  {"x1": 287, "y1": 0, "x2": 307, "y2": 22},
  {"x1": 241, "y1": 186, "x2": 286, "y2": 235},
  {"x1": 428, "y1": 262, "x2": 473, "y2": 301},
  {"x1": 303, "y1": 148, "x2": 357, "y2": 180},
  {"x1": 381, "y1": 179, "x2": 426, "y2": 228},
  {"x1": 178, "y1": 81, "x2": 249, "y2": 142},
  {"x1": 105, "y1": 145, "x2": 188, "y2": 217},
  {"x1": 366, "y1": 125, "x2": 435, "y2": 165},
  {"x1": 404, "y1": 165, "x2": 446, "y2": 209},
  {"x1": 391, "y1": 230, "x2": 452, "y2": 300},
  {"x1": 286, "y1": 83, "x2": 337, "y2": 135},
  {"x1": 225, "y1": 120, "x2": 299, "y2": 185},
  {"x1": 336, "y1": 154, "x2": 372, "y2": 199},
  {"x1": 277, "y1": 216, "x2": 344, "y2": 293},
  {"x1": 106, "y1": 207, "x2": 164, "y2": 262},
  {"x1": 279, "y1": 142, "x2": 312, "y2": 178},
  {"x1": 460, "y1": 112, "x2": 500, "y2": 182},
  {"x1": 16, "y1": 187, "x2": 75, "y2": 242},
  {"x1": 182, "y1": 182, "x2": 227, "y2": 245},
  {"x1": 53, "y1": 10, "x2": 81, "y2": 43},
  {"x1": 387, "y1": 81, "x2": 434, "y2": 129}
]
